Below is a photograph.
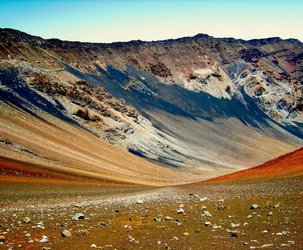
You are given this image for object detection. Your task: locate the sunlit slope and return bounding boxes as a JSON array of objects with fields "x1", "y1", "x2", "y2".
[
  {"x1": 204, "y1": 147, "x2": 303, "y2": 183},
  {"x1": 0, "y1": 102, "x2": 194, "y2": 186}
]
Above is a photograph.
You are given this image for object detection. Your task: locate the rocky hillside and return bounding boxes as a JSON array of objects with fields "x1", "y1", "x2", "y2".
[{"x1": 0, "y1": 28, "x2": 302, "y2": 179}]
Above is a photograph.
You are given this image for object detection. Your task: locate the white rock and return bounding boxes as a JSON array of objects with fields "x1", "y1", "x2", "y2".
[
  {"x1": 261, "y1": 243, "x2": 274, "y2": 248},
  {"x1": 201, "y1": 210, "x2": 212, "y2": 217},
  {"x1": 61, "y1": 229, "x2": 72, "y2": 237},
  {"x1": 250, "y1": 204, "x2": 260, "y2": 209},
  {"x1": 23, "y1": 217, "x2": 31, "y2": 223},
  {"x1": 177, "y1": 208, "x2": 184, "y2": 214},
  {"x1": 204, "y1": 221, "x2": 212, "y2": 227},
  {"x1": 72, "y1": 213, "x2": 85, "y2": 220},
  {"x1": 39, "y1": 235, "x2": 49, "y2": 243}
]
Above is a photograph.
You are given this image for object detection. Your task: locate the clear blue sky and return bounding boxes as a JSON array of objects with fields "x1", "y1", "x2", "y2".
[{"x1": 0, "y1": 0, "x2": 302, "y2": 42}]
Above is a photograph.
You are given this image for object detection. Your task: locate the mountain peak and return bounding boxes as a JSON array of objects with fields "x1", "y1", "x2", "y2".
[{"x1": 0, "y1": 28, "x2": 46, "y2": 45}]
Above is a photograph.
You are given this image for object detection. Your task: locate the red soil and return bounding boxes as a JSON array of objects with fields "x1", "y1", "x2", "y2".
[
  {"x1": 204, "y1": 147, "x2": 303, "y2": 183},
  {"x1": 0, "y1": 156, "x2": 133, "y2": 186}
]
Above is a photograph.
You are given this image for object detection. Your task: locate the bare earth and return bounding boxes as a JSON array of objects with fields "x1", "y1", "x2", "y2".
[{"x1": 0, "y1": 173, "x2": 302, "y2": 249}]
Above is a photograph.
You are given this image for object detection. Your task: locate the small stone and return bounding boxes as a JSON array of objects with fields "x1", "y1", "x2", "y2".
[
  {"x1": 136, "y1": 199, "x2": 143, "y2": 205},
  {"x1": 76, "y1": 229, "x2": 90, "y2": 236},
  {"x1": 39, "y1": 235, "x2": 49, "y2": 243},
  {"x1": 0, "y1": 236, "x2": 5, "y2": 242},
  {"x1": 127, "y1": 235, "x2": 135, "y2": 241},
  {"x1": 154, "y1": 217, "x2": 162, "y2": 222},
  {"x1": 204, "y1": 221, "x2": 212, "y2": 227},
  {"x1": 177, "y1": 208, "x2": 184, "y2": 214},
  {"x1": 199, "y1": 197, "x2": 208, "y2": 202},
  {"x1": 288, "y1": 241, "x2": 295, "y2": 245},
  {"x1": 37, "y1": 221, "x2": 45, "y2": 229},
  {"x1": 25, "y1": 233, "x2": 31, "y2": 238},
  {"x1": 41, "y1": 248, "x2": 51, "y2": 250},
  {"x1": 72, "y1": 213, "x2": 85, "y2": 220},
  {"x1": 281, "y1": 244, "x2": 290, "y2": 247},
  {"x1": 164, "y1": 216, "x2": 173, "y2": 220},
  {"x1": 175, "y1": 221, "x2": 182, "y2": 226},
  {"x1": 201, "y1": 210, "x2": 212, "y2": 217},
  {"x1": 183, "y1": 232, "x2": 189, "y2": 236},
  {"x1": 61, "y1": 229, "x2": 72, "y2": 237},
  {"x1": 273, "y1": 203, "x2": 280, "y2": 208},
  {"x1": 246, "y1": 215, "x2": 253, "y2": 219},
  {"x1": 23, "y1": 217, "x2": 31, "y2": 223},
  {"x1": 217, "y1": 204, "x2": 227, "y2": 210},
  {"x1": 99, "y1": 222, "x2": 107, "y2": 228},
  {"x1": 261, "y1": 243, "x2": 274, "y2": 248},
  {"x1": 229, "y1": 231, "x2": 238, "y2": 237},
  {"x1": 250, "y1": 204, "x2": 260, "y2": 210},
  {"x1": 91, "y1": 244, "x2": 97, "y2": 248},
  {"x1": 262, "y1": 230, "x2": 269, "y2": 233},
  {"x1": 268, "y1": 212, "x2": 273, "y2": 216}
]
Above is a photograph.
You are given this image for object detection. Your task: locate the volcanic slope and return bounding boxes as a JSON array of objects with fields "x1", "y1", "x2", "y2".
[
  {"x1": 204, "y1": 147, "x2": 303, "y2": 183},
  {"x1": 0, "y1": 100, "x2": 195, "y2": 186},
  {"x1": 0, "y1": 28, "x2": 303, "y2": 179}
]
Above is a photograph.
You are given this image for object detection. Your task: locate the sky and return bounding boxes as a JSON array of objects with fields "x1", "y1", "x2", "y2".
[{"x1": 0, "y1": 0, "x2": 302, "y2": 43}]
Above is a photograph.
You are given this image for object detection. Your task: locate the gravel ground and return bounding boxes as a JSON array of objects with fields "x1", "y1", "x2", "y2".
[{"x1": 0, "y1": 176, "x2": 302, "y2": 249}]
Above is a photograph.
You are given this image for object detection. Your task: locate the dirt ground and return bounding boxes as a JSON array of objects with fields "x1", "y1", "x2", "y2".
[{"x1": 0, "y1": 175, "x2": 302, "y2": 250}]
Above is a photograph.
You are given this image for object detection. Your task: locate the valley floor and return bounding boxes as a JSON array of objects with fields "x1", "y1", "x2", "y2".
[{"x1": 0, "y1": 175, "x2": 302, "y2": 250}]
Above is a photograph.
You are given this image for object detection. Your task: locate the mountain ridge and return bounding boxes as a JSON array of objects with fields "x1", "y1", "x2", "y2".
[
  {"x1": 1, "y1": 28, "x2": 302, "y2": 46},
  {"x1": 0, "y1": 28, "x2": 302, "y2": 182}
]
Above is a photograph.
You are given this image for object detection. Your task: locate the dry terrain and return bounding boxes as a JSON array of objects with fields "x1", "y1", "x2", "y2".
[
  {"x1": 0, "y1": 149, "x2": 302, "y2": 250},
  {"x1": 0, "y1": 29, "x2": 303, "y2": 250}
]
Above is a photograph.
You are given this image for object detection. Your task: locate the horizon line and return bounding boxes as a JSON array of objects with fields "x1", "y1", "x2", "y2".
[{"x1": 1, "y1": 27, "x2": 302, "y2": 45}]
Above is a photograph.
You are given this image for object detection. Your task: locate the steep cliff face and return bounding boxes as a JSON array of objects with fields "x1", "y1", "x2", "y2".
[{"x1": 0, "y1": 28, "x2": 302, "y2": 179}]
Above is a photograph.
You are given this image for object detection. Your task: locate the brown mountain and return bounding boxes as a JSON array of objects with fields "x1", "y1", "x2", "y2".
[{"x1": 0, "y1": 28, "x2": 302, "y2": 183}]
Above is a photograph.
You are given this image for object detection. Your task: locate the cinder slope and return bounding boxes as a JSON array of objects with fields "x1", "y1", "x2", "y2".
[
  {"x1": 0, "y1": 102, "x2": 195, "y2": 186},
  {"x1": 204, "y1": 147, "x2": 303, "y2": 183}
]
